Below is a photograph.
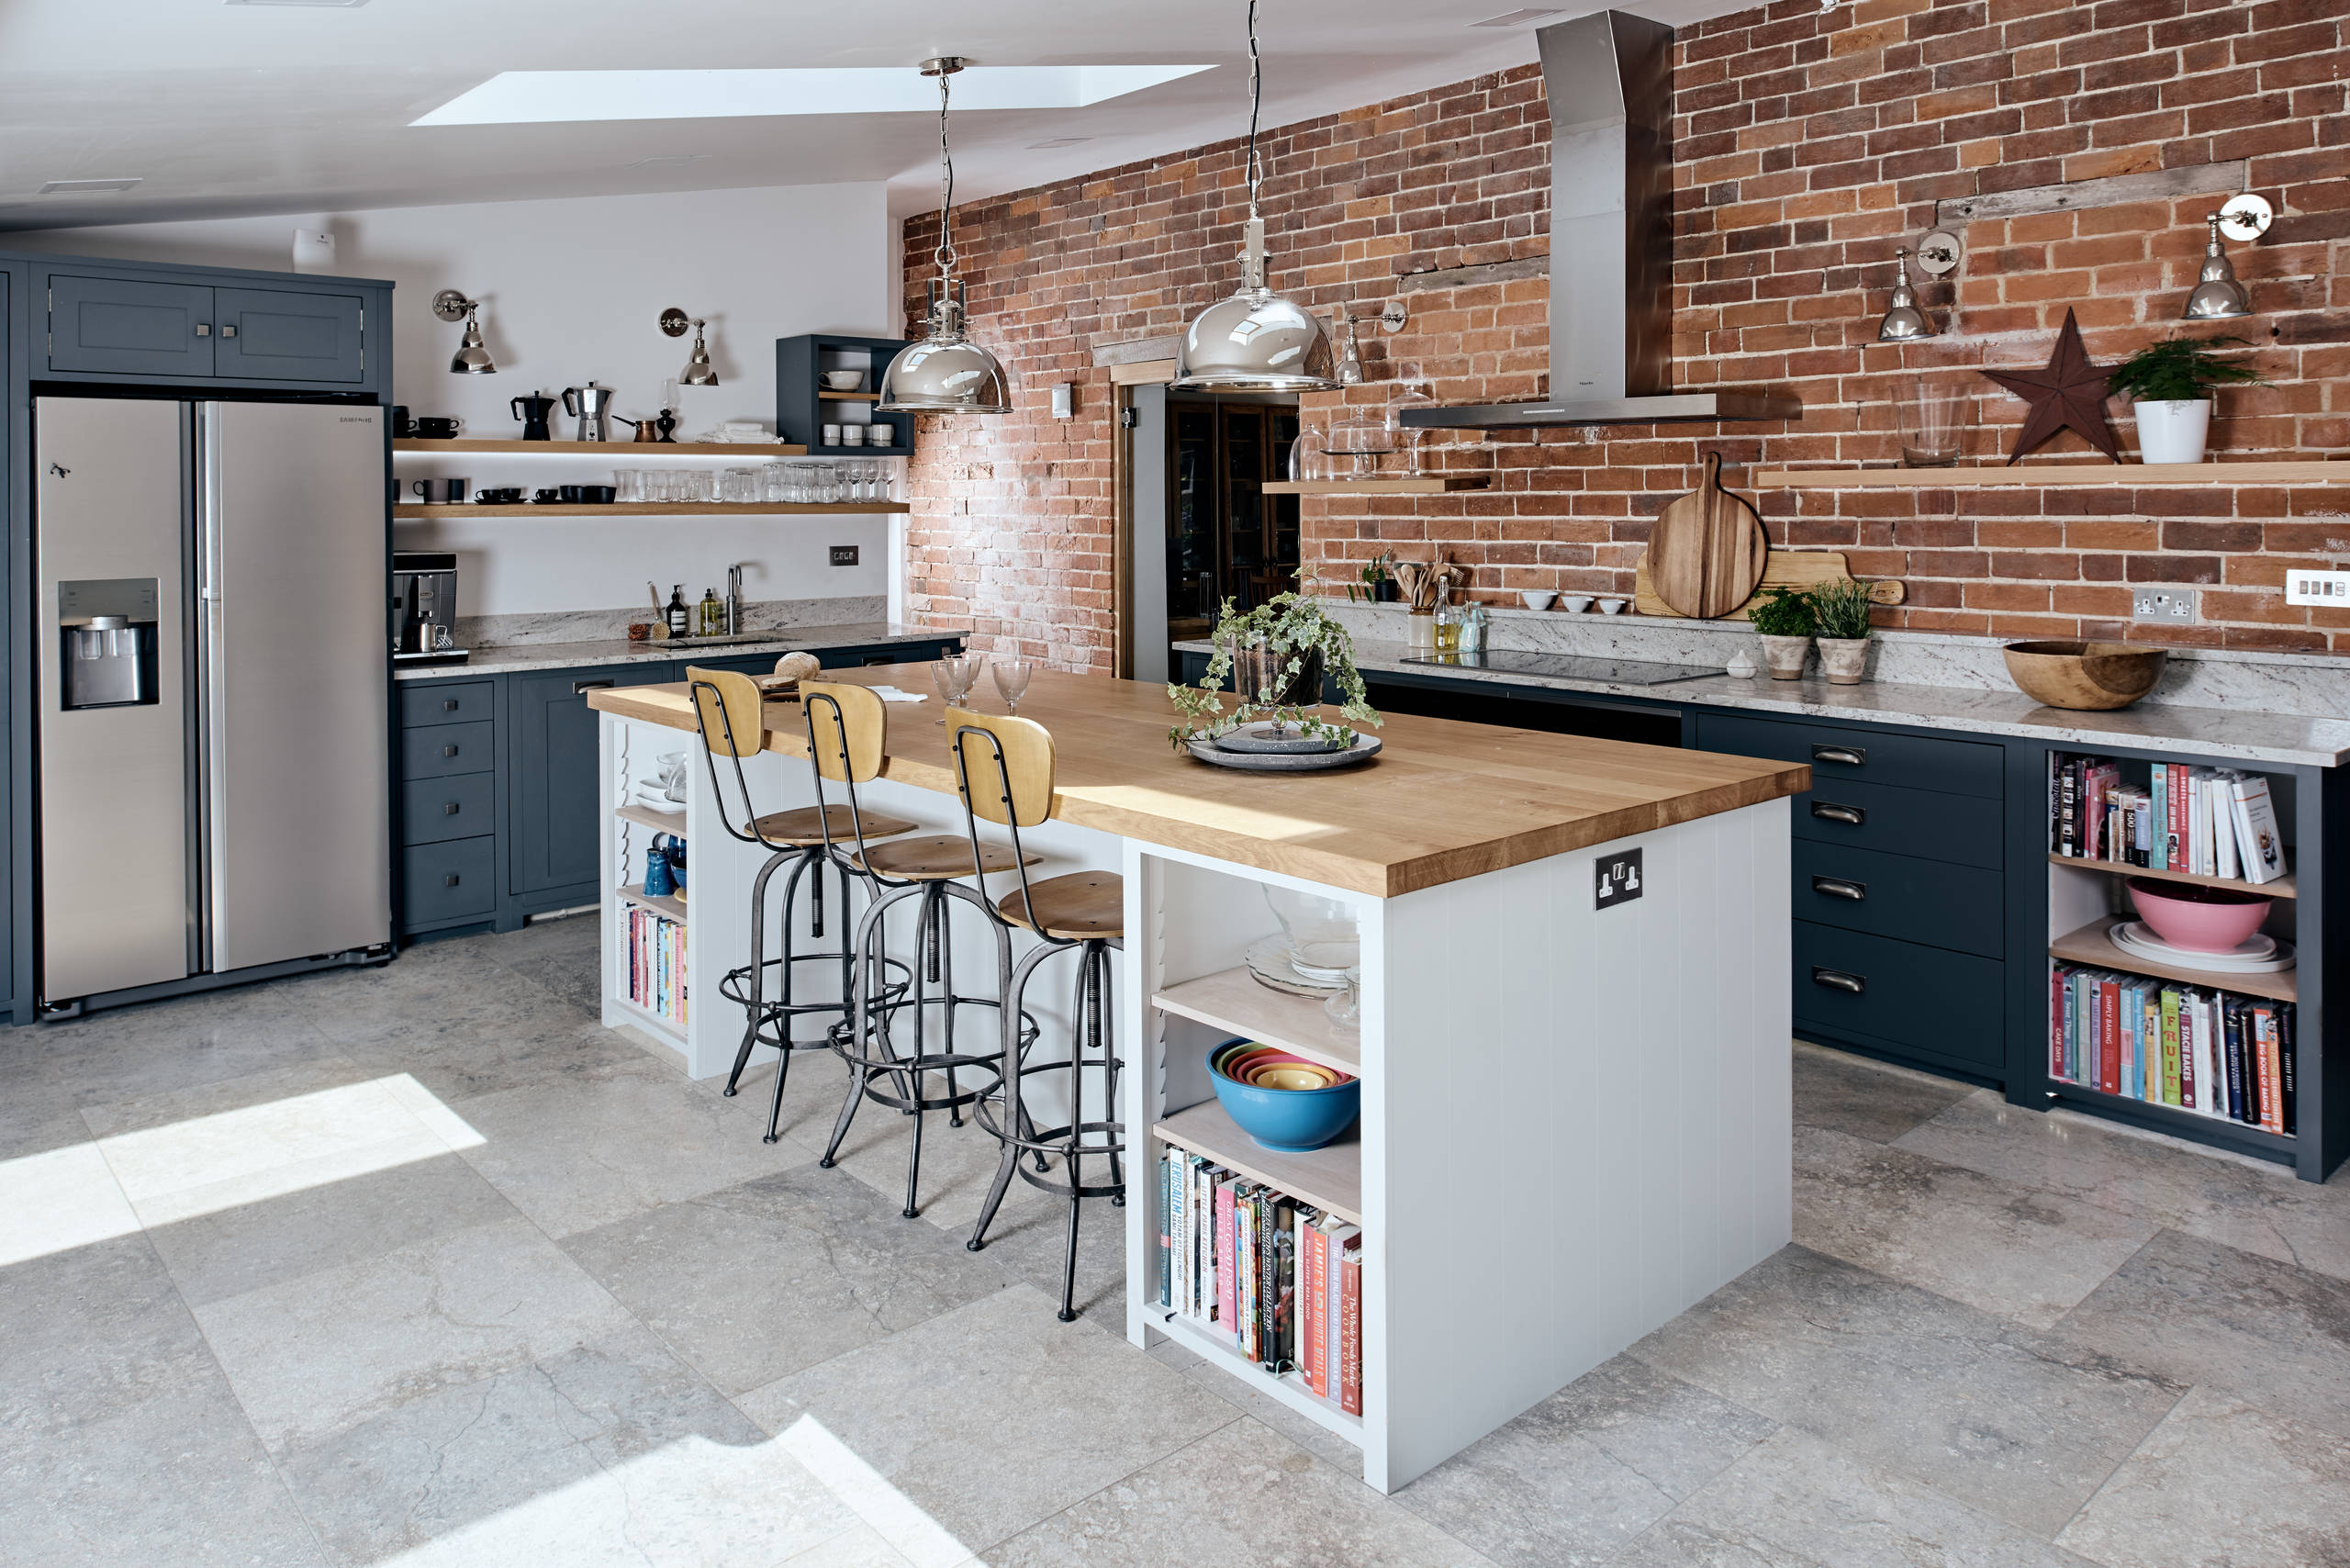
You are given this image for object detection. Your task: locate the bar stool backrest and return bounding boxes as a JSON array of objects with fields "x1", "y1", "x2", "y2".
[
  {"x1": 947, "y1": 706, "x2": 1056, "y2": 920},
  {"x1": 685, "y1": 666, "x2": 770, "y2": 846},
  {"x1": 800, "y1": 681, "x2": 887, "y2": 784}
]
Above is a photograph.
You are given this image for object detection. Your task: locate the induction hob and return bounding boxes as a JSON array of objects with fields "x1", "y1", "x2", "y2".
[{"x1": 1396, "y1": 648, "x2": 1722, "y2": 686}]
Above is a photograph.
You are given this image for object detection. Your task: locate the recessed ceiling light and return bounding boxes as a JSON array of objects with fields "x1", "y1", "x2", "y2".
[
  {"x1": 413, "y1": 64, "x2": 1213, "y2": 127},
  {"x1": 39, "y1": 178, "x2": 142, "y2": 195},
  {"x1": 225, "y1": 0, "x2": 370, "y2": 6},
  {"x1": 626, "y1": 154, "x2": 707, "y2": 169},
  {"x1": 1026, "y1": 137, "x2": 1093, "y2": 150},
  {"x1": 1471, "y1": 7, "x2": 1562, "y2": 23}
]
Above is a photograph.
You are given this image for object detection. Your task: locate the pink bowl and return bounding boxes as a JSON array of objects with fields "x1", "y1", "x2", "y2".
[{"x1": 2127, "y1": 878, "x2": 2271, "y2": 954}]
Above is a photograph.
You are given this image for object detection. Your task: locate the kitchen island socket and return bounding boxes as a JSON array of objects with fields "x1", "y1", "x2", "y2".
[{"x1": 588, "y1": 667, "x2": 1806, "y2": 1493}]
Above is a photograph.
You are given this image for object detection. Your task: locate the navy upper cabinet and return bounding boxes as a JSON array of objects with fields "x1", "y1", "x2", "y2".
[
  {"x1": 212, "y1": 287, "x2": 365, "y2": 383},
  {"x1": 47, "y1": 274, "x2": 217, "y2": 377}
]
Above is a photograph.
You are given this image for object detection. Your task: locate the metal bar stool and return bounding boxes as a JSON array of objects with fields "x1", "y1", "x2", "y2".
[
  {"x1": 947, "y1": 706, "x2": 1126, "y2": 1322},
  {"x1": 686, "y1": 666, "x2": 916, "y2": 1145},
  {"x1": 802, "y1": 681, "x2": 1041, "y2": 1220}
]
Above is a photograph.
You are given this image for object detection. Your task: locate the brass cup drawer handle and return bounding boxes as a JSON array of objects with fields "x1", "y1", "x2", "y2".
[
  {"x1": 1810, "y1": 801, "x2": 1865, "y2": 825},
  {"x1": 1811, "y1": 968, "x2": 1865, "y2": 994},
  {"x1": 1811, "y1": 744, "x2": 1865, "y2": 767},
  {"x1": 1811, "y1": 876, "x2": 1867, "y2": 901}
]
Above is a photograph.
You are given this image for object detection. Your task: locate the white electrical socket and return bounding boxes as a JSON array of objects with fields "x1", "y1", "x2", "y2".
[
  {"x1": 2285, "y1": 568, "x2": 2350, "y2": 607},
  {"x1": 2132, "y1": 588, "x2": 2198, "y2": 622}
]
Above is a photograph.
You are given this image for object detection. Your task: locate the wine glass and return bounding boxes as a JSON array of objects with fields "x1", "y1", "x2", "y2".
[
  {"x1": 930, "y1": 654, "x2": 986, "y2": 723},
  {"x1": 992, "y1": 657, "x2": 1035, "y2": 715}
]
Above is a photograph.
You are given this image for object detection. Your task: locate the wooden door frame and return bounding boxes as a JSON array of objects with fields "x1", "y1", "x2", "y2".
[{"x1": 1109, "y1": 358, "x2": 1175, "y2": 679}]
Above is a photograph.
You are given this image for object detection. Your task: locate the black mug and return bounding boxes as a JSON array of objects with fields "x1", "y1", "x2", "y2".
[
  {"x1": 415, "y1": 416, "x2": 462, "y2": 440},
  {"x1": 557, "y1": 484, "x2": 586, "y2": 503},
  {"x1": 579, "y1": 484, "x2": 616, "y2": 505},
  {"x1": 532, "y1": 488, "x2": 560, "y2": 504},
  {"x1": 410, "y1": 477, "x2": 468, "y2": 503},
  {"x1": 390, "y1": 405, "x2": 416, "y2": 438}
]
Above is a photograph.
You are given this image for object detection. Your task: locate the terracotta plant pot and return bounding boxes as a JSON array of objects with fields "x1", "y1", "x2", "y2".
[
  {"x1": 1758, "y1": 633, "x2": 1811, "y2": 681},
  {"x1": 1817, "y1": 636, "x2": 1870, "y2": 686}
]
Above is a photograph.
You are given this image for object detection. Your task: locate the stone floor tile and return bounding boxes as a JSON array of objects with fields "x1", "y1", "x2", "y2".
[
  {"x1": 990, "y1": 1417, "x2": 1496, "y2": 1568},
  {"x1": 191, "y1": 1214, "x2": 635, "y2": 1452},
  {"x1": 1617, "y1": 1427, "x2": 2102, "y2": 1568},
  {"x1": 479, "y1": 911, "x2": 605, "y2": 1016},
  {"x1": 1630, "y1": 1245, "x2": 2187, "y2": 1538},
  {"x1": 0, "y1": 1233, "x2": 220, "y2": 1446},
  {"x1": 0, "y1": 1076, "x2": 98, "y2": 1161},
  {"x1": 2057, "y1": 1385, "x2": 2350, "y2": 1568},
  {"x1": 963, "y1": 1176, "x2": 1127, "y2": 1322},
  {"x1": 1793, "y1": 1041, "x2": 1977, "y2": 1144},
  {"x1": 10, "y1": 982, "x2": 336, "y2": 1109},
  {"x1": 1146, "y1": 1336, "x2": 1367, "y2": 1474},
  {"x1": 2052, "y1": 1227, "x2": 2350, "y2": 1444},
  {"x1": 1795, "y1": 1124, "x2": 2161, "y2": 1328},
  {"x1": 76, "y1": 1054, "x2": 385, "y2": 1140},
  {"x1": 561, "y1": 1163, "x2": 1012, "y2": 1394},
  {"x1": 735, "y1": 1283, "x2": 1237, "y2": 1553},
  {"x1": 1898, "y1": 1091, "x2": 2350, "y2": 1285},
  {"x1": 806, "y1": 1090, "x2": 1056, "y2": 1238},
  {"x1": 1397, "y1": 1356, "x2": 1778, "y2": 1568}
]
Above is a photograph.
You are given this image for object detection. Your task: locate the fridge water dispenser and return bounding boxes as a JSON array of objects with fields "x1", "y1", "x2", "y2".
[{"x1": 58, "y1": 578, "x2": 160, "y2": 711}]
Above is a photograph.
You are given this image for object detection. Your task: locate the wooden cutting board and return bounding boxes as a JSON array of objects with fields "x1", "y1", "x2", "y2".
[
  {"x1": 1634, "y1": 549, "x2": 1908, "y2": 621},
  {"x1": 1644, "y1": 453, "x2": 1769, "y2": 619}
]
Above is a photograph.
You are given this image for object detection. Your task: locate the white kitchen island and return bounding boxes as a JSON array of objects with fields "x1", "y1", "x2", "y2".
[{"x1": 588, "y1": 667, "x2": 1808, "y2": 1493}]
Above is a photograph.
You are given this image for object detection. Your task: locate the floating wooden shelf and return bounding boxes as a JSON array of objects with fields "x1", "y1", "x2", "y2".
[
  {"x1": 817, "y1": 390, "x2": 878, "y2": 401},
  {"x1": 1751, "y1": 461, "x2": 2346, "y2": 489},
  {"x1": 1151, "y1": 1309, "x2": 1364, "y2": 1443},
  {"x1": 2047, "y1": 852, "x2": 2295, "y2": 900},
  {"x1": 2050, "y1": 916, "x2": 2296, "y2": 1002},
  {"x1": 615, "y1": 802, "x2": 685, "y2": 834},
  {"x1": 1153, "y1": 967, "x2": 1361, "y2": 1075},
  {"x1": 1261, "y1": 476, "x2": 1493, "y2": 496},
  {"x1": 1155, "y1": 1100, "x2": 1362, "y2": 1226},
  {"x1": 394, "y1": 438, "x2": 807, "y2": 457},
  {"x1": 396, "y1": 501, "x2": 910, "y2": 519},
  {"x1": 615, "y1": 885, "x2": 688, "y2": 924}
]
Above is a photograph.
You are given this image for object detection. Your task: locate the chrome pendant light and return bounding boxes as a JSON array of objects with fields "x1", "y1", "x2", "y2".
[
  {"x1": 878, "y1": 57, "x2": 1010, "y2": 415},
  {"x1": 1170, "y1": 0, "x2": 1339, "y2": 393},
  {"x1": 1874, "y1": 249, "x2": 1934, "y2": 342}
]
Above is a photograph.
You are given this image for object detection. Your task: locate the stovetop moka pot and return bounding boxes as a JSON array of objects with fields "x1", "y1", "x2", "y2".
[
  {"x1": 510, "y1": 390, "x2": 557, "y2": 442},
  {"x1": 561, "y1": 382, "x2": 616, "y2": 443}
]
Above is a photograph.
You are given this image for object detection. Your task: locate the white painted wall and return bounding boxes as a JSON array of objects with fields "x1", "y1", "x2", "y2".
[{"x1": 13, "y1": 184, "x2": 904, "y2": 619}]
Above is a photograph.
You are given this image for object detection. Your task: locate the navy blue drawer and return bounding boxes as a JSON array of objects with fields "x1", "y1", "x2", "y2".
[
  {"x1": 402, "y1": 836, "x2": 495, "y2": 924},
  {"x1": 1793, "y1": 921, "x2": 2003, "y2": 1071},
  {"x1": 1697, "y1": 712, "x2": 2002, "y2": 800},
  {"x1": 402, "y1": 774, "x2": 494, "y2": 847},
  {"x1": 1792, "y1": 841, "x2": 2002, "y2": 958},
  {"x1": 400, "y1": 721, "x2": 494, "y2": 780},
  {"x1": 1791, "y1": 777, "x2": 2002, "y2": 869},
  {"x1": 399, "y1": 680, "x2": 493, "y2": 728}
]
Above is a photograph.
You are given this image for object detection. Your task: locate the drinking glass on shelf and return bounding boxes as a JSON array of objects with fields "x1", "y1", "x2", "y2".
[
  {"x1": 613, "y1": 469, "x2": 642, "y2": 504},
  {"x1": 1895, "y1": 373, "x2": 1973, "y2": 467},
  {"x1": 992, "y1": 657, "x2": 1035, "y2": 715},
  {"x1": 685, "y1": 469, "x2": 715, "y2": 503}
]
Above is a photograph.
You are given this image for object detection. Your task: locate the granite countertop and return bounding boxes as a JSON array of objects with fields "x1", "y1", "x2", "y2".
[
  {"x1": 396, "y1": 622, "x2": 963, "y2": 680},
  {"x1": 1178, "y1": 638, "x2": 2350, "y2": 767}
]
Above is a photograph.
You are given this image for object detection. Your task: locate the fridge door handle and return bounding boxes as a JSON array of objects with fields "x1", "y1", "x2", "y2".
[{"x1": 197, "y1": 403, "x2": 227, "y2": 971}]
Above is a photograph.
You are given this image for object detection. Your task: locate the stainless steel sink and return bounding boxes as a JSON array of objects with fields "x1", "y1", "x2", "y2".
[{"x1": 661, "y1": 632, "x2": 780, "y2": 648}]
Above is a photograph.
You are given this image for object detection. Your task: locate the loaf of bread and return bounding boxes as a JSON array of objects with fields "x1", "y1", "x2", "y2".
[{"x1": 773, "y1": 651, "x2": 822, "y2": 682}]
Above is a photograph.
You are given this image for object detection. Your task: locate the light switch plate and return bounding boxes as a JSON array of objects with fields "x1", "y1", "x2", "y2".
[
  {"x1": 2285, "y1": 568, "x2": 2350, "y2": 607},
  {"x1": 829, "y1": 544, "x2": 858, "y2": 566},
  {"x1": 2132, "y1": 588, "x2": 2198, "y2": 622}
]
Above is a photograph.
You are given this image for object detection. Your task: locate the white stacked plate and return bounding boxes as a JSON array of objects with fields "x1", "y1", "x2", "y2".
[
  {"x1": 1243, "y1": 936, "x2": 1347, "y2": 997},
  {"x1": 2110, "y1": 921, "x2": 2296, "y2": 973}
]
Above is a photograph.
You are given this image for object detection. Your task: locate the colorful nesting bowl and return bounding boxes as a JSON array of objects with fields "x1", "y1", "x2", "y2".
[{"x1": 1207, "y1": 1038, "x2": 1360, "y2": 1153}]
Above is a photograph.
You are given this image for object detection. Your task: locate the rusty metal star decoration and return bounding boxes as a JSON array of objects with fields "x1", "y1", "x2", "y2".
[{"x1": 1979, "y1": 308, "x2": 2121, "y2": 465}]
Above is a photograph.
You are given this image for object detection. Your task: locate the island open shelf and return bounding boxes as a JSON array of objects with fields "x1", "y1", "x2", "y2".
[
  {"x1": 1152, "y1": 1305, "x2": 1365, "y2": 1444},
  {"x1": 1151, "y1": 966, "x2": 1361, "y2": 1076},
  {"x1": 1155, "y1": 1101, "x2": 1363, "y2": 1226}
]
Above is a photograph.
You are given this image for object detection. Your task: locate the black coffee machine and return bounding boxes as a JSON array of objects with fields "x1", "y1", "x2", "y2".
[
  {"x1": 510, "y1": 389, "x2": 557, "y2": 442},
  {"x1": 391, "y1": 552, "x2": 469, "y2": 666}
]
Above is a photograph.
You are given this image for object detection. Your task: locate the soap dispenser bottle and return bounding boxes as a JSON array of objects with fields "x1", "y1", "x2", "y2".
[
  {"x1": 665, "y1": 585, "x2": 689, "y2": 639},
  {"x1": 697, "y1": 588, "x2": 722, "y2": 637}
]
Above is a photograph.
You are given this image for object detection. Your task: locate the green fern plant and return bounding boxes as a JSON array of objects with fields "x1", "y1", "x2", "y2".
[{"x1": 2106, "y1": 335, "x2": 2266, "y2": 403}]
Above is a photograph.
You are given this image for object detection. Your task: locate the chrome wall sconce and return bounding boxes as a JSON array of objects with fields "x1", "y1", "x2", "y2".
[
  {"x1": 2182, "y1": 194, "x2": 2273, "y2": 320},
  {"x1": 432, "y1": 290, "x2": 496, "y2": 375},
  {"x1": 1875, "y1": 230, "x2": 1961, "y2": 344},
  {"x1": 659, "y1": 308, "x2": 718, "y2": 386}
]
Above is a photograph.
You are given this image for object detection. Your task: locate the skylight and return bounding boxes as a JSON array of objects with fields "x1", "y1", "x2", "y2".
[{"x1": 413, "y1": 64, "x2": 1214, "y2": 128}]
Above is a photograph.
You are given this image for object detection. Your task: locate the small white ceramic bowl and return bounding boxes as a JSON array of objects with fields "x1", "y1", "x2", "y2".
[
  {"x1": 1561, "y1": 595, "x2": 1595, "y2": 613},
  {"x1": 1519, "y1": 590, "x2": 1558, "y2": 611},
  {"x1": 822, "y1": 370, "x2": 865, "y2": 391},
  {"x1": 1597, "y1": 597, "x2": 1628, "y2": 615}
]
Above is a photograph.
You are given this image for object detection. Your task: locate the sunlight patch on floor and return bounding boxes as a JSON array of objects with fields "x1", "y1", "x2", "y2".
[{"x1": 0, "y1": 1073, "x2": 484, "y2": 1268}]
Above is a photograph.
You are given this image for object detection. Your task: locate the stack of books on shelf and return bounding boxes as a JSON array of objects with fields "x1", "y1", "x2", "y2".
[
  {"x1": 2049, "y1": 753, "x2": 2286, "y2": 882},
  {"x1": 1157, "y1": 1149, "x2": 1362, "y2": 1417},
  {"x1": 626, "y1": 905, "x2": 687, "y2": 1025},
  {"x1": 2051, "y1": 962, "x2": 2294, "y2": 1135}
]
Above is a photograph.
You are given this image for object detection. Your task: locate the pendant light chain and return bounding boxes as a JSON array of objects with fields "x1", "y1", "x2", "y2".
[
  {"x1": 1244, "y1": 0, "x2": 1263, "y2": 219},
  {"x1": 934, "y1": 67, "x2": 958, "y2": 288}
]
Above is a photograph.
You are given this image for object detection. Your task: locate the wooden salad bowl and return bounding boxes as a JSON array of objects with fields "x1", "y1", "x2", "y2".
[{"x1": 2002, "y1": 640, "x2": 2168, "y2": 711}]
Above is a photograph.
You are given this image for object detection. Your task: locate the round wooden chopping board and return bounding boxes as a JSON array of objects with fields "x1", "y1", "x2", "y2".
[{"x1": 1646, "y1": 452, "x2": 1768, "y2": 620}]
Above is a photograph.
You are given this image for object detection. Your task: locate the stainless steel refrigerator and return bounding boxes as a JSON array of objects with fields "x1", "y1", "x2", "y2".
[{"x1": 35, "y1": 397, "x2": 389, "y2": 1006}]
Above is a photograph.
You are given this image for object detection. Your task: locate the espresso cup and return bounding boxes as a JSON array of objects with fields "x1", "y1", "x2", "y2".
[
  {"x1": 841, "y1": 425, "x2": 865, "y2": 446},
  {"x1": 557, "y1": 485, "x2": 586, "y2": 502},
  {"x1": 415, "y1": 416, "x2": 461, "y2": 440},
  {"x1": 532, "y1": 488, "x2": 560, "y2": 504},
  {"x1": 822, "y1": 423, "x2": 842, "y2": 446},
  {"x1": 580, "y1": 485, "x2": 616, "y2": 504}
]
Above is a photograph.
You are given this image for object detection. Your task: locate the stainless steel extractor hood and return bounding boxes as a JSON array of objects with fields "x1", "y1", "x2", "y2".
[{"x1": 1399, "y1": 10, "x2": 1800, "y2": 430}]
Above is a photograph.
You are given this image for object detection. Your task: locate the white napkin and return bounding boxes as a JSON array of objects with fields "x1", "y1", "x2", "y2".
[{"x1": 867, "y1": 686, "x2": 926, "y2": 703}]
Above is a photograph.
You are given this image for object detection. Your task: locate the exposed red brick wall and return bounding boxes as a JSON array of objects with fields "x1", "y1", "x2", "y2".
[{"x1": 903, "y1": 0, "x2": 2349, "y2": 669}]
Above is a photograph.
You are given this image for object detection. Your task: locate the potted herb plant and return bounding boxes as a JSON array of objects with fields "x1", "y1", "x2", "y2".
[
  {"x1": 1811, "y1": 577, "x2": 1875, "y2": 686},
  {"x1": 1749, "y1": 585, "x2": 1816, "y2": 681},
  {"x1": 2107, "y1": 335, "x2": 2266, "y2": 465},
  {"x1": 1169, "y1": 592, "x2": 1381, "y2": 749}
]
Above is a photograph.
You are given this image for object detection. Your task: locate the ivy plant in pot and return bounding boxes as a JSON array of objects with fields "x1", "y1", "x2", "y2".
[
  {"x1": 2107, "y1": 335, "x2": 2266, "y2": 465},
  {"x1": 1810, "y1": 577, "x2": 1875, "y2": 686},
  {"x1": 1168, "y1": 592, "x2": 1382, "y2": 749},
  {"x1": 1749, "y1": 585, "x2": 1817, "y2": 681}
]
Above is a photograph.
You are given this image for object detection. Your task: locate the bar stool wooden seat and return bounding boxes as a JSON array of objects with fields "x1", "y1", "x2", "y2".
[
  {"x1": 946, "y1": 706, "x2": 1127, "y2": 1322},
  {"x1": 687, "y1": 666, "x2": 914, "y2": 1145},
  {"x1": 805, "y1": 681, "x2": 1041, "y2": 1219}
]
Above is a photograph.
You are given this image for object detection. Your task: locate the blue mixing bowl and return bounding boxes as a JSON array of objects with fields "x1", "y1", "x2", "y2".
[{"x1": 1208, "y1": 1040, "x2": 1360, "y2": 1153}]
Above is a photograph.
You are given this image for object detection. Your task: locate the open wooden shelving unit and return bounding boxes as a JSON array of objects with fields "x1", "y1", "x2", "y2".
[
  {"x1": 1154, "y1": 1100, "x2": 1363, "y2": 1227},
  {"x1": 615, "y1": 801, "x2": 684, "y2": 834},
  {"x1": 1151, "y1": 1306, "x2": 1364, "y2": 1441},
  {"x1": 1261, "y1": 476, "x2": 1492, "y2": 496},
  {"x1": 394, "y1": 437, "x2": 807, "y2": 457},
  {"x1": 2047, "y1": 852, "x2": 2295, "y2": 899},
  {"x1": 2050, "y1": 915, "x2": 2296, "y2": 1003},
  {"x1": 1753, "y1": 460, "x2": 2346, "y2": 489},
  {"x1": 615, "y1": 884, "x2": 688, "y2": 924},
  {"x1": 396, "y1": 501, "x2": 910, "y2": 519},
  {"x1": 1151, "y1": 967, "x2": 1361, "y2": 1075}
]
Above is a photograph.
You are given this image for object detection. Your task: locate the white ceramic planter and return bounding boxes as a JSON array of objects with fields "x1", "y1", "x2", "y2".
[
  {"x1": 1758, "y1": 633, "x2": 1811, "y2": 681},
  {"x1": 1817, "y1": 636, "x2": 1870, "y2": 686},
  {"x1": 2135, "y1": 398, "x2": 2210, "y2": 465}
]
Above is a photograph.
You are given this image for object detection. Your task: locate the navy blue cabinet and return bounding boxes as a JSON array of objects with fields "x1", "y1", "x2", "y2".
[
  {"x1": 212, "y1": 287, "x2": 366, "y2": 384},
  {"x1": 46, "y1": 274, "x2": 217, "y2": 377},
  {"x1": 507, "y1": 664, "x2": 677, "y2": 901}
]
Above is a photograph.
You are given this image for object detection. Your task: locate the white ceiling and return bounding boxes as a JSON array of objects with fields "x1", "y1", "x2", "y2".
[{"x1": 0, "y1": 0, "x2": 1755, "y2": 234}]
